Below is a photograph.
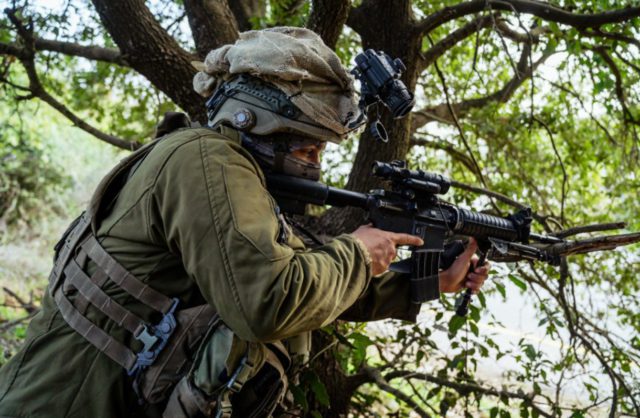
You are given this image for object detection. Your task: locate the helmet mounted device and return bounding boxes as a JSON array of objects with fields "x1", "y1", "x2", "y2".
[{"x1": 349, "y1": 49, "x2": 415, "y2": 142}]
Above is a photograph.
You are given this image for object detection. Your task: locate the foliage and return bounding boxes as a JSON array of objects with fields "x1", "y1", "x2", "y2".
[
  {"x1": 0, "y1": 104, "x2": 70, "y2": 230},
  {"x1": 1, "y1": 0, "x2": 639, "y2": 417}
]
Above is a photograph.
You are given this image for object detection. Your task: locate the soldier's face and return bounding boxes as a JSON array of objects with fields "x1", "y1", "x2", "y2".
[{"x1": 289, "y1": 142, "x2": 326, "y2": 165}]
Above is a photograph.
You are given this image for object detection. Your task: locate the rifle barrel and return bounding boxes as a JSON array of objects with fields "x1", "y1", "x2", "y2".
[{"x1": 265, "y1": 174, "x2": 369, "y2": 209}]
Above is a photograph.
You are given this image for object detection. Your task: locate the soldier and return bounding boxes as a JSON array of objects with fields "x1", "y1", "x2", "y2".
[{"x1": 0, "y1": 27, "x2": 489, "y2": 417}]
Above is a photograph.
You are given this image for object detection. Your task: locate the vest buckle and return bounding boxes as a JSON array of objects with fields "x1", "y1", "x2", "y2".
[{"x1": 128, "y1": 298, "x2": 180, "y2": 376}]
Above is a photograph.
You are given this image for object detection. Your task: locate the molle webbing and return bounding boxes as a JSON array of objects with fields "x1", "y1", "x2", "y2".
[
  {"x1": 51, "y1": 222, "x2": 178, "y2": 373},
  {"x1": 81, "y1": 235, "x2": 175, "y2": 314}
]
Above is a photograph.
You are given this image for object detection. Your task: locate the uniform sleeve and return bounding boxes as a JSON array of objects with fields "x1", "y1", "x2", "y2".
[
  {"x1": 338, "y1": 271, "x2": 423, "y2": 322},
  {"x1": 151, "y1": 135, "x2": 372, "y2": 342}
]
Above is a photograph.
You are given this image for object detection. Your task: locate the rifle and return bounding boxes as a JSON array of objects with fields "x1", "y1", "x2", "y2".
[{"x1": 265, "y1": 160, "x2": 567, "y2": 316}]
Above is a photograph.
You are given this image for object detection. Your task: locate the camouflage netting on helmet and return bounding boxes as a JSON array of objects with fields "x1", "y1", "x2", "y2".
[{"x1": 193, "y1": 27, "x2": 360, "y2": 140}]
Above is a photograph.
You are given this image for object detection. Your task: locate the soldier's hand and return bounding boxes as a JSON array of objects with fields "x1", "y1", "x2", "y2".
[
  {"x1": 439, "y1": 238, "x2": 490, "y2": 294},
  {"x1": 351, "y1": 224, "x2": 423, "y2": 276}
]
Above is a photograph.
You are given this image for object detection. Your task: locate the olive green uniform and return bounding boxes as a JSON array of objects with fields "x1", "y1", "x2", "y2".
[{"x1": 0, "y1": 127, "x2": 421, "y2": 418}]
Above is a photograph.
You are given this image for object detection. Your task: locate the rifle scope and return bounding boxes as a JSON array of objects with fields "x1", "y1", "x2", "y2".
[{"x1": 372, "y1": 161, "x2": 451, "y2": 195}]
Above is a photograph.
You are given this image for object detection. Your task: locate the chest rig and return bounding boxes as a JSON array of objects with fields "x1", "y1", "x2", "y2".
[{"x1": 48, "y1": 133, "x2": 217, "y2": 403}]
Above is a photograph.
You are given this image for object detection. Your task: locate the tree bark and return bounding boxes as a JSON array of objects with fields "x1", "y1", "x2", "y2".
[
  {"x1": 323, "y1": 0, "x2": 422, "y2": 235},
  {"x1": 184, "y1": 0, "x2": 239, "y2": 59},
  {"x1": 90, "y1": 0, "x2": 207, "y2": 122},
  {"x1": 229, "y1": 0, "x2": 266, "y2": 32},
  {"x1": 312, "y1": 2, "x2": 425, "y2": 412},
  {"x1": 307, "y1": 0, "x2": 351, "y2": 49}
]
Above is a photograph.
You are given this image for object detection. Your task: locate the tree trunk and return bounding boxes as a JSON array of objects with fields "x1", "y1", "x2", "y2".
[
  {"x1": 90, "y1": 0, "x2": 207, "y2": 122},
  {"x1": 321, "y1": 0, "x2": 421, "y2": 235},
  {"x1": 311, "y1": 1, "x2": 424, "y2": 414},
  {"x1": 184, "y1": 0, "x2": 239, "y2": 59},
  {"x1": 307, "y1": 0, "x2": 351, "y2": 49},
  {"x1": 229, "y1": 0, "x2": 266, "y2": 32}
]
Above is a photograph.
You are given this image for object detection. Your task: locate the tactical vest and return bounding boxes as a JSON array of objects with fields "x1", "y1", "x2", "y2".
[{"x1": 48, "y1": 124, "x2": 289, "y2": 417}]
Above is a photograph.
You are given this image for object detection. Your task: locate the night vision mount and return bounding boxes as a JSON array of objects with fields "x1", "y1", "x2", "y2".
[{"x1": 350, "y1": 49, "x2": 416, "y2": 142}]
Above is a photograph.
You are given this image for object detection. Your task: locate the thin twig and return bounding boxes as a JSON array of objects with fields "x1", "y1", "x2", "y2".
[
  {"x1": 0, "y1": 311, "x2": 38, "y2": 333},
  {"x1": 426, "y1": 34, "x2": 500, "y2": 214},
  {"x1": 2, "y1": 287, "x2": 37, "y2": 313},
  {"x1": 553, "y1": 222, "x2": 627, "y2": 239},
  {"x1": 362, "y1": 366, "x2": 432, "y2": 418},
  {"x1": 533, "y1": 116, "x2": 568, "y2": 226}
]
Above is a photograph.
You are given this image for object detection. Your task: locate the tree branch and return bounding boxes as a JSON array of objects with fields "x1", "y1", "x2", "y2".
[
  {"x1": 0, "y1": 41, "x2": 29, "y2": 59},
  {"x1": 228, "y1": 0, "x2": 265, "y2": 32},
  {"x1": 552, "y1": 222, "x2": 626, "y2": 239},
  {"x1": 614, "y1": 49, "x2": 640, "y2": 76},
  {"x1": 410, "y1": 135, "x2": 478, "y2": 175},
  {"x1": 581, "y1": 29, "x2": 640, "y2": 50},
  {"x1": 33, "y1": 38, "x2": 125, "y2": 65},
  {"x1": 419, "y1": 14, "x2": 494, "y2": 72},
  {"x1": 383, "y1": 369, "x2": 553, "y2": 418},
  {"x1": 2, "y1": 287, "x2": 38, "y2": 314},
  {"x1": 549, "y1": 232, "x2": 640, "y2": 257},
  {"x1": 307, "y1": 0, "x2": 350, "y2": 49},
  {"x1": 591, "y1": 45, "x2": 639, "y2": 126},
  {"x1": 361, "y1": 366, "x2": 432, "y2": 418},
  {"x1": 532, "y1": 116, "x2": 568, "y2": 225},
  {"x1": 5, "y1": 8, "x2": 138, "y2": 150},
  {"x1": 0, "y1": 311, "x2": 39, "y2": 333},
  {"x1": 412, "y1": 44, "x2": 550, "y2": 131},
  {"x1": 415, "y1": 1, "x2": 640, "y2": 35},
  {"x1": 90, "y1": 0, "x2": 207, "y2": 122},
  {"x1": 183, "y1": 0, "x2": 239, "y2": 59},
  {"x1": 542, "y1": 78, "x2": 617, "y2": 144}
]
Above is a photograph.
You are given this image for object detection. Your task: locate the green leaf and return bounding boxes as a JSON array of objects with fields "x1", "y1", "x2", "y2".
[
  {"x1": 524, "y1": 344, "x2": 537, "y2": 361},
  {"x1": 305, "y1": 371, "x2": 330, "y2": 406},
  {"x1": 448, "y1": 315, "x2": 466, "y2": 336},
  {"x1": 477, "y1": 291, "x2": 486, "y2": 308},
  {"x1": 495, "y1": 282, "x2": 506, "y2": 298},
  {"x1": 490, "y1": 407, "x2": 500, "y2": 418},
  {"x1": 509, "y1": 275, "x2": 527, "y2": 291},
  {"x1": 289, "y1": 385, "x2": 308, "y2": 411},
  {"x1": 348, "y1": 332, "x2": 373, "y2": 366},
  {"x1": 470, "y1": 321, "x2": 479, "y2": 336},
  {"x1": 469, "y1": 305, "x2": 481, "y2": 322}
]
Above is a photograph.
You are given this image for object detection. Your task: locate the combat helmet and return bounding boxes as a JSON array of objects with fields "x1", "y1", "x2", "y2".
[
  {"x1": 205, "y1": 73, "x2": 342, "y2": 143},
  {"x1": 193, "y1": 27, "x2": 362, "y2": 141}
]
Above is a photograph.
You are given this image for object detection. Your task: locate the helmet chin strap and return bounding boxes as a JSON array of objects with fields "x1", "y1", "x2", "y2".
[{"x1": 241, "y1": 133, "x2": 321, "y2": 181}]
